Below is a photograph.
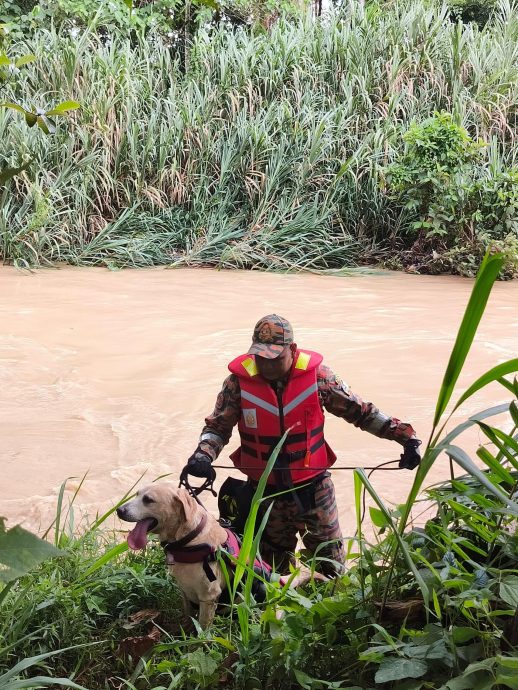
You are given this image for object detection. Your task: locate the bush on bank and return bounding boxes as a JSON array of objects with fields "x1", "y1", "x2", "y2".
[{"x1": 1, "y1": 0, "x2": 517, "y2": 274}]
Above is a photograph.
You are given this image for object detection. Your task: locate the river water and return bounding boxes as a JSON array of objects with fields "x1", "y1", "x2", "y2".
[{"x1": 1, "y1": 266, "x2": 516, "y2": 538}]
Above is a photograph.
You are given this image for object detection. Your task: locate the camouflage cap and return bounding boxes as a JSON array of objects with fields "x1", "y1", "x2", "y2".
[{"x1": 248, "y1": 314, "x2": 294, "y2": 359}]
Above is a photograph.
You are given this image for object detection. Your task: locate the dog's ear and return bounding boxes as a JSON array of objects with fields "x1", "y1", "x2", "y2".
[{"x1": 174, "y1": 488, "x2": 198, "y2": 522}]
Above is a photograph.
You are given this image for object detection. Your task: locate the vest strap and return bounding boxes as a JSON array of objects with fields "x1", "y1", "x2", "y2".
[
  {"x1": 242, "y1": 434, "x2": 325, "y2": 463},
  {"x1": 240, "y1": 424, "x2": 324, "y2": 447}
]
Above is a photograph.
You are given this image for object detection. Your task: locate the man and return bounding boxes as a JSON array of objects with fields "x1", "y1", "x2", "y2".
[{"x1": 182, "y1": 314, "x2": 421, "y2": 576}]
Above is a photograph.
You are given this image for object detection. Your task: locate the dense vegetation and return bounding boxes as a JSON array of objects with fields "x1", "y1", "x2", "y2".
[
  {"x1": 1, "y1": 0, "x2": 517, "y2": 274},
  {"x1": 1, "y1": 251, "x2": 517, "y2": 689},
  {"x1": 0, "y1": 3, "x2": 517, "y2": 686}
]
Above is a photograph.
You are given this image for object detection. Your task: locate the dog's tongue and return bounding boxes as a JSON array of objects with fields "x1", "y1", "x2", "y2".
[{"x1": 127, "y1": 518, "x2": 155, "y2": 550}]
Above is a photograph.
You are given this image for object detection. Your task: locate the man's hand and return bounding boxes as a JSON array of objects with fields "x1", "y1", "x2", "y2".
[
  {"x1": 181, "y1": 450, "x2": 216, "y2": 481},
  {"x1": 399, "y1": 438, "x2": 422, "y2": 470}
]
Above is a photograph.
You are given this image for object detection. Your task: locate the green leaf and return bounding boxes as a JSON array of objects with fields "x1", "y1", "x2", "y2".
[
  {"x1": 445, "y1": 445, "x2": 518, "y2": 514},
  {"x1": 212, "y1": 636, "x2": 236, "y2": 652},
  {"x1": 499, "y1": 576, "x2": 518, "y2": 608},
  {"x1": 0, "y1": 521, "x2": 63, "y2": 583},
  {"x1": 45, "y1": 100, "x2": 81, "y2": 116},
  {"x1": 354, "y1": 469, "x2": 429, "y2": 605},
  {"x1": 498, "y1": 376, "x2": 518, "y2": 395},
  {"x1": 451, "y1": 627, "x2": 479, "y2": 643},
  {"x1": 452, "y1": 359, "x2": 518, "y2": 414},
  {"x1": 25, "y1": 111, "x2": 37, "y2": 127},
  {"x1": 0, "y1": 159, "x2": 31, "y2": 184},
  {"x1": 0, "y1": 101, "x2": 26, "y2": 113},
  {"x1": 476, "y1": 446, "x2": 514, "y2": 484},
  {"x1": 14, "y1": 54, "x2": 36, "y2": 68},
  {"x1": 369, "y1": 506, "x2": 388, "y2": 528},
  {"x1": 78, "y1": 542, "x2": 128, "y2": 580},
  {"x1": 36, "y1": 114, "x2": 56, "y2": 134},
  {"x1": 375, "y1": 658, "x2": 428, "y2": 683},
  {"x1": 0, "y1": 644, "x2": 96, "y2": 684},
  {"x1": 476, "y1": 423, "x2": 518, "y2": 470},
  {"x1": 186, "y1": 648, "x2": 218, "y2": 677},
  {"x1": 434, "y1": 251, "x2": 504, "y2": 427},
  {"x1": 0, "y1": 54, "x2": 11, "y2": 67},
  {"x1": 5, "y1": 676, "x2": 89, "y2": 689},
  {"x1": 432, "y1": 588, "x2": 442, "y2": 619}
]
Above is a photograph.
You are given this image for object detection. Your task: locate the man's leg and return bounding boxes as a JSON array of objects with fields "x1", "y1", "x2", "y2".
[
  {"x1": 259, "y1": 496, "x2": 299, "y2": 574},
  {"x1": 299, "y1": 476, "x2": 346, "y2": 577}
]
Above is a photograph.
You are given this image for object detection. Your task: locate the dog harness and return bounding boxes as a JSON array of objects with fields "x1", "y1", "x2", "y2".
[
  {"x1": 227, "y1": 349, "x2": 337, "y2": 486},
  {"x1": 161, "y1": 513, "x2": 272, "y2": 584}
]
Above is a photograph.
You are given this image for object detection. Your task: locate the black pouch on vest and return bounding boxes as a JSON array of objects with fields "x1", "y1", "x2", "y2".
[{"x1": 218, "y1": 477, "x2": 256, "y2": 537}]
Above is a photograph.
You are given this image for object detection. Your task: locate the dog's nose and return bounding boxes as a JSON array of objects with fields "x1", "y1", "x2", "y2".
[{"x1": 116, "y1": 506, "x2": 126, "y2": 518}]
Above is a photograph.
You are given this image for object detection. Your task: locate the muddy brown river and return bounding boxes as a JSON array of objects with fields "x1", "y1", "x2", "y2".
[{"x1": 1, "y1": 266, "x2": 516, "y2": 538}]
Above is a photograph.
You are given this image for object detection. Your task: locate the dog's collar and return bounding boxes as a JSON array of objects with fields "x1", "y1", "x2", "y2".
[{"x1": 161, "y1": 512, "x2": 207, "y2": 550}]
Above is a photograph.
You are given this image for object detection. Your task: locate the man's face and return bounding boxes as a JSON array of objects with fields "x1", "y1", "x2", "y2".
[{"x1": 255, "y1": 344, "x2": 296, "y2": 382}]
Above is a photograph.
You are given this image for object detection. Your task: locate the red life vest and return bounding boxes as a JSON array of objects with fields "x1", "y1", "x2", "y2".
[{"x1": 227, "y1": 349, "x2": 336, "y2": 485}]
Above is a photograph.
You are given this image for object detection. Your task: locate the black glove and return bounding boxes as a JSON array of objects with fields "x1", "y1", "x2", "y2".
[
  {"x1": 182, "y1": 450, "x2": 216, "y2": 481},
  {"x1": 399, "y1": 438, "x2": 422, "y2": 470}
]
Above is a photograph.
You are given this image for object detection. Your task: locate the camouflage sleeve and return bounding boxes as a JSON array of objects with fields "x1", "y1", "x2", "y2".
[
  {"x1": 197, "y1": 374, "x2": 242, "y2": 461},
  {"x1": 317, "y1": 364, "x2": 417, "y2": 445}
]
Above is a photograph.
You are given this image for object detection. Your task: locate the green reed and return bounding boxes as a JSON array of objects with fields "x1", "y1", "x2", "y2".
[{"x1": 1, "y1": 0, "x2": 518, "y2": 269}]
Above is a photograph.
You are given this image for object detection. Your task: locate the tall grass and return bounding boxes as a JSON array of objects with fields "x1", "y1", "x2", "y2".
[{"x1": 1, "y1": 0, "x2": 518, "y2": 268}]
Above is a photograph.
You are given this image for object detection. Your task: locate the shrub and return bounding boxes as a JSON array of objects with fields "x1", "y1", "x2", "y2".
[{"x1": 385, "y1": 112, "x2": 518, "y2": 276}]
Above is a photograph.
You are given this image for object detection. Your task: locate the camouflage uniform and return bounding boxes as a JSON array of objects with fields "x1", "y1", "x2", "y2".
[
  {"x1": 197, "y1": 368, "x2": 416, "y2": 576},
  {"x1": 192, "y1": 315, "x2": 417, "y2": 576}
]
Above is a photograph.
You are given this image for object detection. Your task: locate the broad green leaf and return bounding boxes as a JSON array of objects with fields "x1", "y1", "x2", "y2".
[
  {"x1": 45, "y1": 100, "x2": 81, "y2": 116},
  {"x1": 375, "y1": 658, "x2": 428, "y2": 683},
  {"x1": 0, "y1": 54, "x2": 11, "y2": 67},
  {"x1": 0, "y1": 101, "x2": 26, "y2": 113},
  {"x1": 499, "y1": 576, "x2": 518, "y2": 608},
  {"x1": 25, "y1": 111, "x2": 37, "y2": 127},
  {"x1": 14, "y1": 54, "x2": 36, "y2": 68},
  {"x1": 186, "y1": 648, "x2": 218, "y2": 676},
  {"x1": 369, "y1": 506, "x2": 388, "y2": 528},
  {"x1": 451, "y1": 626, "x2": 479, "y2": 643},
  {"x1": 0, "y1": 521, "x2": 63, "y2": 583},
  {"x1": 434, "y1": 251, "x2": 504, "y2": 427}
]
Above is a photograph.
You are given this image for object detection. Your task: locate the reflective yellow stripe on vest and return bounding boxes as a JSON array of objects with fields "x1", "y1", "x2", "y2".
[
  {"x1": 295, "y1": 351, "x2": 311, "y2": 370},
  {"x1": 242, "y1": 357, "x2": 258, "y2": 377}
]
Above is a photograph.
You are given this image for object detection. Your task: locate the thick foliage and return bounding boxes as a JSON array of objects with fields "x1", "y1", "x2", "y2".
[{"x1": 1, "y1": 1, "x2": 518, "y2": 273}]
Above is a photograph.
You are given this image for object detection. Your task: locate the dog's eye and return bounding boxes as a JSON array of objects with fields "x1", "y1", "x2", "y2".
[{"x1": 142, "y1": 495, "x2": 155, "y2": 505}]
